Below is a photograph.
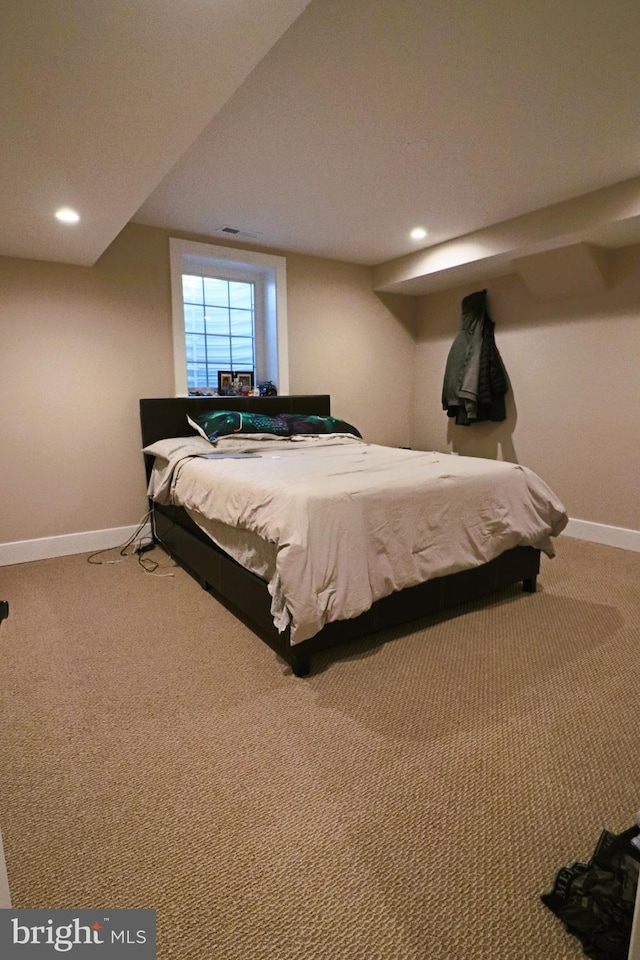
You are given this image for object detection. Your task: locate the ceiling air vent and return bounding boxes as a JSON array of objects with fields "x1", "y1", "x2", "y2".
[{"x1": 217, "y1": 225, "x2": 259, "y2": 239}]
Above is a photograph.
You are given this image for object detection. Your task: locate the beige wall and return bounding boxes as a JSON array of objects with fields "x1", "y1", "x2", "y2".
[
  {"x1": 0, "y1": 225, "x2": 173, "y2": 544},
  {"x1": 286, "y1": 255, "x2": 417, "y2": 445},
  {"x1": 0, "y1": 223, "x2": 416, "y2": 546},
  {"x1": 411, "y1": 244, "x2": 640, "y2": 530},
  {"x1": 2, "y1": 218, "x2": 638, "y2": 549}
]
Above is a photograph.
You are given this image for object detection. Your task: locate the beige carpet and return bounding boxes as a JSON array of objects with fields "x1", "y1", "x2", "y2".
[{"x1": 1, "y1": 536, "x2": 639, "y2": 959}]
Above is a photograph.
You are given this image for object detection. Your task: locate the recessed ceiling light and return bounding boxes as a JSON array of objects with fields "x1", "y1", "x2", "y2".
[
  {"x1": 410, "y1": 227, "x2": 427, "y2": 240},
  {"x1": 55, "y1": 207, "x2": 80, "y2": 224}
]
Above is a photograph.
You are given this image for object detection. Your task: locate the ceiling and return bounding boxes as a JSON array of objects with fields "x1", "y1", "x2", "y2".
[{"x1": 4, "y1": 0, "x2": 640, "y2": 294}]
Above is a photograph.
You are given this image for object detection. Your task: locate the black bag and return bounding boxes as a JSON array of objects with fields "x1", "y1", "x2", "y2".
[{"x1": 541, "y1": 825, "x2": 640, "y2": 960}]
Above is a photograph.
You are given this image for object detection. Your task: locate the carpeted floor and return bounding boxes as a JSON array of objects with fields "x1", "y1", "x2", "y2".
[{"x1": 1, "y1": 535, "x2": 639, "y2": 959}]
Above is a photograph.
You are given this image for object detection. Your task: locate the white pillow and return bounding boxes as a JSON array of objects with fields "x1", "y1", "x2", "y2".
[{"x1": 142, "y1": 436, "x2": 214, "y2": 460}]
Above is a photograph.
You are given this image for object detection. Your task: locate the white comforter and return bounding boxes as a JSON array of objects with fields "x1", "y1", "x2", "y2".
[{"x1": 144, "y1": 435, "x2": 568, "y2": 645}]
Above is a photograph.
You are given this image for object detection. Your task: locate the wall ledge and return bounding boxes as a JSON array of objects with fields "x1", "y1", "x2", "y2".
[
  {"x1": 0, "y1": 522, "x2": 152, "y2": 567},
  {"x1": 372, "y1": 175, "x2": 640, "y2": 296}
]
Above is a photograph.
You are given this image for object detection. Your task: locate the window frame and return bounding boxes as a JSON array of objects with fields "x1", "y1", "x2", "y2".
[{"x1": 169, "y1": 237, "x2": 289, "y2": 397}]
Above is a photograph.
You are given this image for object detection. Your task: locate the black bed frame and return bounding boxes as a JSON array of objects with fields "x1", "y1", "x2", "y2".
[{"x1": 139, "y1": 396, "x2": 540, "y2": 676}]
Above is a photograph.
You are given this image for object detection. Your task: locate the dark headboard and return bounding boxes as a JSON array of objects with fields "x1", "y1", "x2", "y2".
[{"x1": 139, "y1": 395, "x2": 331, "y2": 448}]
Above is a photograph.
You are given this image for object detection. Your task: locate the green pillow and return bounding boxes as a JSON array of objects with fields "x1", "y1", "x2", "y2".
[
  {"x1": 187, "y1": 411, "x2": 290, "y2": 441},
  {"x1": 187, "y1": 410, "x2": 362, "y2": 442}
]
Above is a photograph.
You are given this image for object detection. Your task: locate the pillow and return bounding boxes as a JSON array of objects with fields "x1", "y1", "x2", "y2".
[
  {"x1": 187, "y1": 410, "x2": 362, "y2": 442},
  {"x1": 187, "y1": 411, "x2": 291, "y2": 442},
  {"x1": 285, "y1": 414, "x2": 362, "y2": 437},
  {"x1": 143, "y1": 436, "x2": 216, "y2": 459}
]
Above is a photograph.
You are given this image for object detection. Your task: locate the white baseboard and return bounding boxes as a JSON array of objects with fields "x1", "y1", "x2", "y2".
[
  {"x1": 0, "y1": 827, "x2": 11, "y2": 908},
  {"x1": 564, "y1": 518, "x2": 640, "y2": 553},
  {"x1": 1, "y1": 517, "x2": 638, "y2": 568},
  {"x1": 0, "y1": 522, "x2": 152, "y2": 567}
]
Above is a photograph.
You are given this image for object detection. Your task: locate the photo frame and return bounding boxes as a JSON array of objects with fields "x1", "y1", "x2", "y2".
[
  {"x1": 235, "y1": 371, "x2": 255, "y2": 390},
  {"x1": 217, "y1": 370, "x2": 233, "y2": 393}
]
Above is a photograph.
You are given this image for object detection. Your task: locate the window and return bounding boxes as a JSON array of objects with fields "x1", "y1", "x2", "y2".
[
  {"x1": 182, "y1": 274, "x2": 255, "y2": 390},
  {"x1": 169, "y1": 238, "x2": 289, "y2": 396}
]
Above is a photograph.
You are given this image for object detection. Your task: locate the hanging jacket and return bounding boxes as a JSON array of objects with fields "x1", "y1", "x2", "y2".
[
  {"x1": 475, "y1": 312, "x2": 508, "y2": 422},
  {"x1": 441, "y1": 289, "x2": 508, "y2": 425}
]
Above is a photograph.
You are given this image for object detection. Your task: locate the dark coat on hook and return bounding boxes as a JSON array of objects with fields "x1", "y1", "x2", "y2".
[{"x1": 441, "y1": 289, "x2": 508, "y2": 425}]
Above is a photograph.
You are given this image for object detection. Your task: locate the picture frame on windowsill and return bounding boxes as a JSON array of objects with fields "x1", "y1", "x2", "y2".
[
  {"x1": 235, "y1": 371, "x2": 255, "y2": 394},
  {"x1": 217, "y1": 371, "x2": 234, "y2": 395}
]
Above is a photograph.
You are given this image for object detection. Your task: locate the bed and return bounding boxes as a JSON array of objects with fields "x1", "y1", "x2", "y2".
[{"x1": 139, "y1": 395, "x2": 568, "y2": 676}]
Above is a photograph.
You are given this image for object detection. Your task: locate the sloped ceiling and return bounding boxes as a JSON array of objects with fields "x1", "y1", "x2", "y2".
[
  {"x1": 4, "y1": 0, "x2": 640, "y2": 294},
  {"x1": 0, "y1": 0, "x2": 312, "y2": 265}
]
